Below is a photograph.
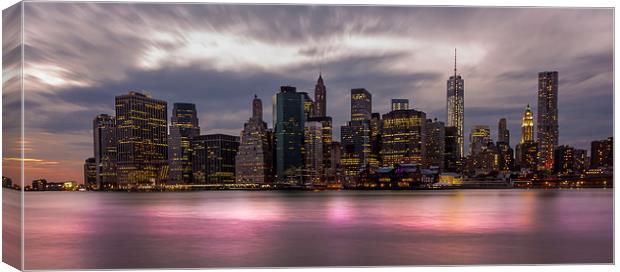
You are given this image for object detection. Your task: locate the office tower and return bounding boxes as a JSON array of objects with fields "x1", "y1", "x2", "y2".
[
  {"x1": 520, "y1": 104, "x2": 535, "y2": 144},
  {"x1": 272, "y1": 94, "x2": 277, "y2": 128},
  {"x1": 314, "y1": 73, "x2": 327, "y2": 117},
  {"x1": 328, "y1": 141, "x2": 342, "y2": 182},
  {"x1": 497, "y1": 142, "x2": 514, "y2": 173},
  {"x1": 351, "y1": 88, "x2": 372, "y2": 121},
  {"x1": 447, "y1": 49, "x2": 464, "y2": 158},
  {"x1": 444, "y1": 126, "x2": 460, "y2": 172},
  {"x1": 554, "y1": 145, "x2": 574, "y2": 175},
  {"x1": 498, "y1": 118, "x2": 510, "y2": 144},
  {"x1": 236, "y1": 96, "x2": 274, "y2": 184},
  {"x1": 306, "y1": 116, "x2": 333, "y2": 181},
  {"x1": 191, "y1": 134, "x2": 240, "y2": 184},
  {"x1": 519, "y1": 142, "x2": 538, "y2": 171},
  {"x1": 590, "y1": 137, "x2": 613, "y2": 168},
  {"x1": 467, "y1": 142, "x2": 500, "y2": 176},
  {"x1": 369, "y1": 112, "x2": 382, "y2": 166},
  {"x1": 573, "y1": 149, "x2": 588, "y2": 174},
  {"x1": 341, "y1": 120, "x2": 371, "y2": 178},
  {"x1": 537, "y1": 71, "x2": 559, "y2": 170},
  {"x1": 275, "y1": 86, "x2": 305, "y2": 183},
  {"x1": 93, "y1": 114, "x2": 117, "y2": 188},
  {"x1": 424, "y1": 118, "x2": 445, "y2": 169},
  {"x1": 304, "y1": 119, "x2": 324, "y2": 184},
  {"x1": 391, "y1": 99, "x2": 409, "y2": 111},
  {"x1": 83, "y1": 157, "x2": 97, "y2": 188},
  {"x1": 469, "y1": 125, "x2": 491, "y2": 156},
  {"x1": 168, "y1": 103, "x2": 200, "y2": 184},
  {"x1": 381, "y1": 109, "x2": 427, "y2": 166},
  {"x1": 301, "y1": 92, "x2": 315, "y2": 120},
  {"x1": 115, "y1": 91, "x2": 168, "y2": 185},
  {"x1": 341, "y1": 88, "x2": 373, "y2": 181}
]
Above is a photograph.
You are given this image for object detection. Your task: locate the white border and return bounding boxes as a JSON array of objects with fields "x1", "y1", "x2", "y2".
[{"x1": 0, "y1": 1, "x2": 616, "y2": 272}]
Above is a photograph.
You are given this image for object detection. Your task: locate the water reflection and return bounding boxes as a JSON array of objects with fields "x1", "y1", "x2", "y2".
[{"x1": 14, "y1": 189, "x2": 613, "y2": 269}]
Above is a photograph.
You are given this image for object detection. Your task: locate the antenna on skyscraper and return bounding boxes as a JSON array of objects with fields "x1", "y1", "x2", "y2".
[{"x1": 454, "y1": 48, "x2": 457, "y2": 77}]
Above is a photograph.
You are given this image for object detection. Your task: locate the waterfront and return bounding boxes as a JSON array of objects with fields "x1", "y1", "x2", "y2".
[{"x1": 3, "y1": 188, "x2": 613, "y2": 269}]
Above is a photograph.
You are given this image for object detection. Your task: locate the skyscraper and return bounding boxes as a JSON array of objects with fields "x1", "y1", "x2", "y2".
[
  {"x1": 191, "y1": 134, "x2": 239, "y2": 184},
  {"x1": 469, "y1": 125, "x2": 491, "y2": 156},
  {"x1": 444, "y1": 126, "x2": 460, "y2": 172},
  {"x1": 304, "y1": 119, "x2": 324, "y2": 185},
  {"x1": 381, "y1": 109, "x2": 427, "y2": 166},
  {"x1": 520, "y1": 104, "x2": 534, "y2": 144},
  {"x1": 301, "y1": 92, "x2": 315, "y2": 120},
  {"x1": 369, "y1": 112, "x2": 382, "y2": 166},
  {"x1": 447, "y1": 49, "x2": 464, "y2": 158},
  {"x1": 391, "y1": 99, "x2": 409, "y2": 111},
  {"x1": 590, "y1": 137, "x2": 613, "y2": 169},
  {"x1": 236, "y1": 96, "x2": 274, "y2": 184},
  {"x1": 83, "y1": 157, "x2": 97, "y2": 188},
  {"x1": 115, "y1": 91, "x2": 168, "y2": 185},
  {"x1": 351, "y1": 88, "x2": 372, "y2": 121},
  {"x1": 341, "y1": 88, "x2": 373, "y2": 181},
  {"x1": 93, "y1": 114, "x2": 117, "y2": 188},
  {"x1": 498, "y1": 118, "x2": 510, "y2": 144},
  {"x1": 275, "y1": 86, "x2": 305, "y2": 183},
  {"x1": 168, "y1": 103, "x2": 200, "y2": 184},
  {"x1": 314, "y1": 73, "x2": 327, "y2": 117},
  {"x1": 424, "y1": 118, "x2": 445, "y2": 169},
  {"x1": 537, "y1": 71, "x2": 559, "y2": 171},
  {"x1": 554, "y1": 145, "x2": 574, "y2": 175}
]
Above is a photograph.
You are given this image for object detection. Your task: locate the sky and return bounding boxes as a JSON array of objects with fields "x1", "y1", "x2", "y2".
[{"x1": 2, "y1": 3, "x2": 613, "y2": 183}]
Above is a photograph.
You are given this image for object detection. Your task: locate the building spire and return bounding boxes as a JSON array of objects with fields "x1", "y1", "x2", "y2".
[{"x1": 454, "y1": 48, "x2": 457, "y2": 77}]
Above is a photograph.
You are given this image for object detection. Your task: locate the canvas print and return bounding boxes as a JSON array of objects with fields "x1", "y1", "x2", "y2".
[{"x1": 1, "y1": 1, "x2": 614, "y2": 270}]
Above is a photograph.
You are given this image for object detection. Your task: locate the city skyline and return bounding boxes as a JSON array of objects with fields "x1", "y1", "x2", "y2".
[{"x1": 6, "y1": 3, "x2": 613, "y2": 183}]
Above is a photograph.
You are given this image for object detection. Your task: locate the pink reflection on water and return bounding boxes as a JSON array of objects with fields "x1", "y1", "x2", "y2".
[{"x1": 377, "y1": 191, "x2": 537, "y2": 233}]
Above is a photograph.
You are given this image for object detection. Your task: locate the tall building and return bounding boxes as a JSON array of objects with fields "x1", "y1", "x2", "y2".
[
  {"x1": 554, "y1": 145, "x2": 574, "y2": 175},
  {"x1": 351, "y1": 88, "x2": 372, "y2": 121},
  {"x1": 191, "y1": 134, "x2": 239, "y2": 184},
  {"x1": 447, "y1": 49, "x2": 464, "y2": 158},
  {"x1": 301, "y1": 92, "x2": 315, "y2": 120},
  {"x1": 498, "y1": 118, "x2": 510, "y2": 144},
  {"x1": 391, "y1": 99, "x2": 409, "y2": 111},
  {"x1": 115, "y1": 92, "x2": 168, "y2": 185},
  {"x1": 537, "y1": 71, "x2": 559, "y2": 170},
  {"x1": 573, "y1": 149, "x2": 588, "y2": 174},
  {"x1": 520, "y1": 104, "x2": 535, "y2": 144},
  {"x1": 341, "y1": 120, "x2": 371, "y2": 178},
  {"x1": 369, "y1": 112, "x2": 382, "y2": 166},
  {"x1": 444, "y1": 126, "x2": 460, "y2": 172},
  {"x1": 306, "y1": 116, "x2": 333, "y2": 183},
  {"x1": 467, "y1": 142, "x2": 499, "y2": 176},
  {"x1": 469, "y1": 125, "x2": 491, "y2": 156},
  {"x1": 424, "y1": 118, "x2": 445, "y2": 169},
  {"x1": 83, "y1": 157, "x2": 97, "y2": 188},
  {"x1": 327, "y1": 141, "x2": 342, "y2": 182},
  {"x1": 590, "y1": 137, "x2": 613, "y2": 169},
  {"x1": 497, "y1": 142, "x2": 514, "y2": 173},
  {"x1": 168, "y1": 103, "x2": 200, "y2": 184},
  {"x1": 275, "y1": 86, "x2": 305, "y2": 183},
  {"x1": 93, "y1": 114, "x2": 117, "y2": 188},
  {"x1": 518, "y1": 142, "x2": 538, "y2": 171},
  {"x1": 314, "y1": 74, "x2": 327, "y2": 117},
  {"x1": 381, "y1": 109, "x2": 427, "y2": 166},
  {"x1": 341, "y1": 88, "x2": 373, "y2": 181},
  {"x1": 304, "y1": 119, "x2": 324, "y2": 184},
  {"x1": 235, "y1": 96, "x2": 274, "y2": 184}
]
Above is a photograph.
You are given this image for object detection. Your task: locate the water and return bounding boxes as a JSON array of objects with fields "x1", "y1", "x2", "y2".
[{"x1": 3, "y1": 189, "x2": 613, "y2": 269}]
